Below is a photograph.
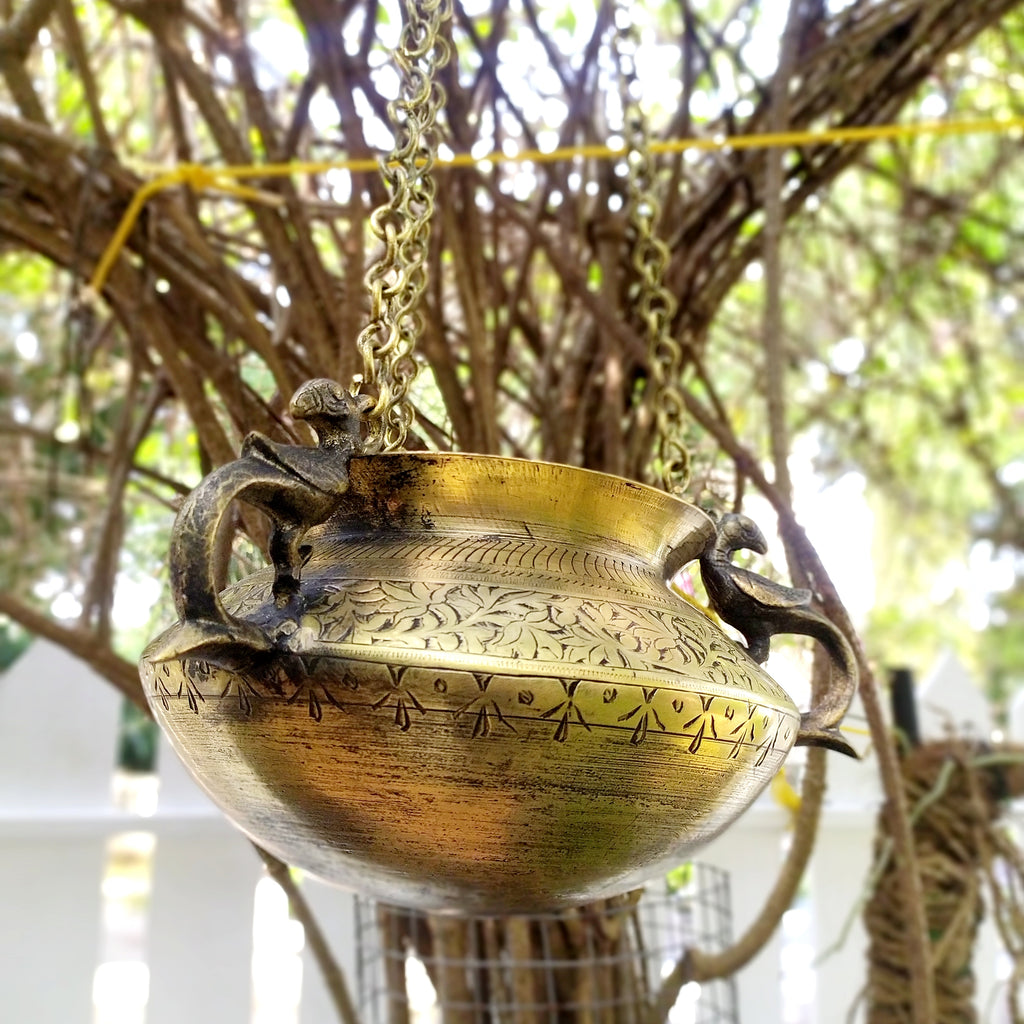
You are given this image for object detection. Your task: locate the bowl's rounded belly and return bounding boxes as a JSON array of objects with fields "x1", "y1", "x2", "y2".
[
  {"x1": 142, "y1": 531, "x2": 798, "y2": 911},
  {"x1": 145, "y1": 652, "x2": 796, "y2": 911}
]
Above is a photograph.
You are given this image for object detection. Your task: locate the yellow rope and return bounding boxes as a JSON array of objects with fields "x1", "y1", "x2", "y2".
[{"x1": 85, "y1": 114, "x2": 1024, "y2": 298}]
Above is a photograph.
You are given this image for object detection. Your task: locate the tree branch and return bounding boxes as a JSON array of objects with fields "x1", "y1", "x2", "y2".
[
  {"x1": 682, "y1": 387, "x2": 938, "y2": 1024},
  {"x1": 0, "y1": 0, "x2": 57, "y2": 53},
  {"x1": 760, "y1": 0, "x2": 802, "y2": 511},
  {"x1": 254, "y1": 845, "x2": 362, "y2": 1024},
  {"x1": 0, "y1": 592, "x2": 146, "y2": 710}
]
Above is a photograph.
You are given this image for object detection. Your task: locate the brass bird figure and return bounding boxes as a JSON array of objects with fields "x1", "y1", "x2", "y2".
[
  {"x1": 151, "y1": 380, "x2": 373, "y2": 663},
  {"x1": 699, "y1": 514, "x2": 858, "y2": 757}
]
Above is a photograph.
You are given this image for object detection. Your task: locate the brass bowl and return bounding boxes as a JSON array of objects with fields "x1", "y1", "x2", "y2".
[
  {"x1": 140, "y1": 384, "x2": 853, "y2": 913},
  {"x1": 143, "y1": 453, "x2": 808, "y2": 912}
]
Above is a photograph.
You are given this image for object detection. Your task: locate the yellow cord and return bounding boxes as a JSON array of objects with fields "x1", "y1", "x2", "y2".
[
  {"x1": 85, "y1": 114, "x2": 1024, "y2": 298},
  {"x1": 771, "y1": 766, "x2": 803, "y2": 819},
  {"x1": 81, "y1": 165, "x2": 285, "y2": 303}
]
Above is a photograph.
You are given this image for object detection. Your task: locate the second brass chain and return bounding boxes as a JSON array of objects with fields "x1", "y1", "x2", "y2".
[{"x1": 614, "y1": 7, "x2": 691, "y2": 495}]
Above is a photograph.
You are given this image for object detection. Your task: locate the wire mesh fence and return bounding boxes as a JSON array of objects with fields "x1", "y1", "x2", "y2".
[{"x1": 355, "y1": 867, "x2": 737, "y2": 1024}]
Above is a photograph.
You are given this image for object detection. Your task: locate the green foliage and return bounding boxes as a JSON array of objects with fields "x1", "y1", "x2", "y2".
[
  {"x1": 665, "y1": 862, "x2": 695, "y2": 893},
  {"x1": 706, "y1": 58, "x2": 1024, "y2": 690},
  {"x1": 984, "y1": 579, "x2": 1024, "y2": 720},
  {"x1": 0, "y1": 619, "x2": 30, "y2": 672},
  {"x1": 116, "y1": 702, "x2": 159, "y2": 773}
]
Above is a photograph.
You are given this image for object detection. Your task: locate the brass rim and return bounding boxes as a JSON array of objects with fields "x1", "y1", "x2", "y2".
[{"x1": 332, "y1": 450, "x2": 715, "y2": 575}]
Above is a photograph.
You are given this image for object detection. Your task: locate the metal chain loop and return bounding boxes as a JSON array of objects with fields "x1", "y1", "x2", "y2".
[
  {"x1": 613, "y1": 6, "x2": 692, "y2": 495},
  {"x1": 354, "y1": 0, "x2": 453, "y2": 453}
]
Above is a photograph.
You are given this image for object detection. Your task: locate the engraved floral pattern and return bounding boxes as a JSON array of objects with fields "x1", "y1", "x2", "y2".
[
  {"x1": 276, "y1": 577, "x2": 793, "y2": 707},
  {"x1": 616, "y1": 687, "x2": 667, "y2": 745},
  {"x1": 455, "y1": 674, "x2": 517, "y2": 737}
]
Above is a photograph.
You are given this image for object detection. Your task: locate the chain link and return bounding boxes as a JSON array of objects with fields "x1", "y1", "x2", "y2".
[
  {"x1": 354, "y1": 0, "x2": 453, "y2": 453},
  {"x1": 613, "y1": 7, "x2": 691, "y2": 495}
]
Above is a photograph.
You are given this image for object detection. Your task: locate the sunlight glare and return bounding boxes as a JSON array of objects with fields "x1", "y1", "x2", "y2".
[
  {"x1": 374, "y1": 64, "x2": 401, "y2": 101},
  {"x1": 93, "y1": 962, "x2": 149, "y2": 1024},
  {"x1": 405, "y1": 955, "x2": 439, "y2": 1024},
  {"x1": 998, "y1": 460, "x2": 1024, "y2": 485},
  {"x1": 724, "y1": 19, "x2": 747, "y2": 46},
  {"x1": 250, "y1": 19, "x2": 308, "y2": 80},
  {"x1": 537, "y1": 130, "x2": 559, "y2": 153},
  {"x1": 51, "y1": 590, "x2": 83, "y2": 620},
  {"x1": 251, "y1": 876, "x2": 304, "y2": 1024},
  {"x1": 15, "y1": 330, "x2": 38, "y2": 360},
  {"x1": 54, "y1": 419, "x2": 81, "y2": 443},
  {"x1": 773, "y1": 436, "x2": 877, "y2": 627},
  {"x1": 831, "y1": 336, "x2": 865, "y2": 375},
  {"x1": 112, "y1": 576, "x2": 161, "y2": 630},
  {"x1": 918, "y1": 93, "x2": 948, "y2": 118},
  {"x1": 309, "y1": 91, "x2": 338, "y2": 132},
  {"x1": 668, "y1": 981, "x2": 701, "y2": 1024}
]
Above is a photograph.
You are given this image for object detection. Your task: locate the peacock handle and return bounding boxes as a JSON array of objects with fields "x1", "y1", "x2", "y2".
[
  {"x1": 148, "y1": 380, "x2": 373, "y2": 664},
  {"x1": 698, "y1": 514, "x2": 859, "y2": 759}
]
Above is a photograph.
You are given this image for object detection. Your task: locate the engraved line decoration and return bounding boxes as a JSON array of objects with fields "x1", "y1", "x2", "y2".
[
  {"x1": 143, "y1": 657, "x2": 798, "y2": 760},
  {"x1": 316, "y1": 535, "x2": 658, "y2": 590}
]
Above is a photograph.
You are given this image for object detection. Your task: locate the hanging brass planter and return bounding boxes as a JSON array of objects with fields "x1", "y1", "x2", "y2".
[{"x1": 140, "y1": 381, "x2": 855, "y2": 913}]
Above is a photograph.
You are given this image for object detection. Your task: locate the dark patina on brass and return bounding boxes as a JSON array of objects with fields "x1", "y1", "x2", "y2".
[
  {"x1": 700, "y1": 514, "x2": 857, "y2": 757},
  {"x1": 141, "y1": 379, "x2": 857, "y2": 913}
]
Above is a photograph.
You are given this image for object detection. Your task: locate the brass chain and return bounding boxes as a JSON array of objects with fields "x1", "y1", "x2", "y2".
[
  {"x1": 354, "y1": 0, "x2": 453, "y2": 453},
  {"x1": 613, "y1": 7, "x2": 691, "y2": 495}
]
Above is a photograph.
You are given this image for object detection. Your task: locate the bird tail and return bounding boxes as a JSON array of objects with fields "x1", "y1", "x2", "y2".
[{"x1": 792, "y1": 611, "x2": 859, "y2": 759}]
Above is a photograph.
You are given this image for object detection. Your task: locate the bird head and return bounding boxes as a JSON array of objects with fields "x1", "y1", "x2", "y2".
[
  {"x1": 717, "y1": 513, "x2": 769, "y2": 556},
  {"x1": 289, "y1": 379, "x2": 374, "y2": 447}
]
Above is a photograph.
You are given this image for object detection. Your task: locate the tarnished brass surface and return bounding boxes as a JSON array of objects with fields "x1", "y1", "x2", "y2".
[
  {"x1": 140, "y1": 381, "x2": 855, "y2": 913},
  {"x1": 142, "y1": 453, "x2": 805, "y2": 912}
]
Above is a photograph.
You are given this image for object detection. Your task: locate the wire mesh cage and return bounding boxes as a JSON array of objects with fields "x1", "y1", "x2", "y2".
[{"x1": 355, "y1": 866, "x2": 738, "y2": 1024}]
